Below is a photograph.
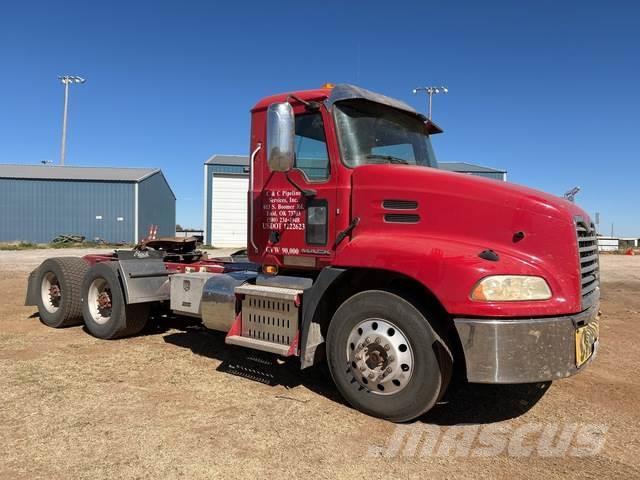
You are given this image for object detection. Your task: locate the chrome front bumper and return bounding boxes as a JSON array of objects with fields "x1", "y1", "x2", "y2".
[{"x1": 454, "y1": 303, "x2": 600, "y2": 384}]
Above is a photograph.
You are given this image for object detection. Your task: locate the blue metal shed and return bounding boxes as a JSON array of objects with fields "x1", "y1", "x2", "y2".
[{"x1": 0, "y1": 164, "x2": 176, "y2": 244}]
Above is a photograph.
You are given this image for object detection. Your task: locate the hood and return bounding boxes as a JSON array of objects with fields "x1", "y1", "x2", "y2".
[
  {"x1": 348, "y1": 165, "x2": 588, "y2": 313},
  {"x1": 351, "y1": 164, "x2": 589, "y2": 235}
]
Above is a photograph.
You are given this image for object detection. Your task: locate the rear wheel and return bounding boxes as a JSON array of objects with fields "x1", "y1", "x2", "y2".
[
  {"x1": 326, "y1": 290, "x2": 448, "y2": 422},
  {"x1": 81, "y1": 262, "x2": 149, "y2": 339},
  {"x1": 36, "y1": 257, "x2": 89, "y2": 328}
]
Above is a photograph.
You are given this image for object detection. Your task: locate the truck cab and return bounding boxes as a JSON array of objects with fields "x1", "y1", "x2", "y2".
[{"x1": 27, "y1": 84, "x2": 600, "y2": 422}]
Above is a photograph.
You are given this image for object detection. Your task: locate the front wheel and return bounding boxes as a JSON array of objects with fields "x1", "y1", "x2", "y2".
[
  {"x1": 326, "y1": 290, "x2": 449, "y2": 422},
  {"x1": 81, "y1": 262, "x2": 149, "y2": 339}
]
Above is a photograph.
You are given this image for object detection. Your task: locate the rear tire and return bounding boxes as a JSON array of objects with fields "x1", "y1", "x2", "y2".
[
  {"x1": 81, "y1": 262, "x2": 149, "y2": 339},
  {"x1": 36, "y1": 257, "x2": 89, "y2": 328},
  {"x1": 326, "y1": 290, "x2": 447, "y2": 422}
]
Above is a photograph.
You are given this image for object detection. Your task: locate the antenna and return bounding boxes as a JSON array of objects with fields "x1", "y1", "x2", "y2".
[{"x1": 563, "y1": 186, "x2": 581, "y2": 202}]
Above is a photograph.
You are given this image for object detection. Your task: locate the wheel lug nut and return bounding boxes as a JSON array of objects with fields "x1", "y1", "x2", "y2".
[
  {"x1": 385, "y1": 367, "x2": 392, "y2": 374},
  {"x1": 375, "y1": 337, "x2": 381, "y2": 344},
  {"x1": 368, "y1": 372, "x2": 375, "y2": 379},
  {"x1": 365, "y1": 337, "x2": 371, "y2": 344},
  {"x1": 388, "y1": 356, "x2": 394, "y2": 362},
  {"x1": 355, "y1": 354, "x2": 362, "y2": 361},
  {"x1": 384, "y1": 344, "x2": 390, "y2": 351}
]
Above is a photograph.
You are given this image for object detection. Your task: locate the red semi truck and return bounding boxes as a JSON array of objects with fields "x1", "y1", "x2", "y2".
[{"x1": 25, "y1": 84, "x2": 600, "y2": 422}]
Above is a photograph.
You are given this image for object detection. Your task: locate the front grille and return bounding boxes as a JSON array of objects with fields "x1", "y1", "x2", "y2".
[{"x1": 576, "y1": 220, "x2": 599, "y2": 298}]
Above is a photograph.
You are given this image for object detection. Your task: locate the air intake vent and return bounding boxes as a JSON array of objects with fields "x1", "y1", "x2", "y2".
[
  {"x1": 385, "y1": 213, "x2": 420, "y2": 223},
  {"x1": 383, "y1": 199, "x2": 418, "y2": 210}
]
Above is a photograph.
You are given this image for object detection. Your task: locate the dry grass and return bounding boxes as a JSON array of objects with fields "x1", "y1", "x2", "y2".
[
  {"x1": 0, "y1": 242, "x2": 125, "y2": 251},
  {"x1": 0, "y1": 242, "x2": 40, "y2": 251}
]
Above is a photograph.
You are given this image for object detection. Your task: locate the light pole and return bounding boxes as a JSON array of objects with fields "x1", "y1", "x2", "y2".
[
  {"x1": 58, "y1": 75, "x2": 86, "y2": 165},
  {"x1": 412, "y1": 86, "x2": 448, "y2": 120}
]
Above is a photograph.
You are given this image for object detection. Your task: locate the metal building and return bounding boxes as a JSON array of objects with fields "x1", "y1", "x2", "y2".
[
  {"x1": 203, "y1": 155, "x2": 507, "y2": 247},
  {"x1": 203, "y1": 155, "x2": 249, "y2": 247},
  {"x1": 0, "y1": 164, "x2": 176, "y2": 244},
  {"x1": 439, "y1": 162, "x2": 507, "y2": 181}
]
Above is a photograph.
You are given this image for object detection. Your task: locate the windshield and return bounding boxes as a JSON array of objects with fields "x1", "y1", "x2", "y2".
[{"x1": 334, "y1": 100, "x2": 438, "y2": 168}]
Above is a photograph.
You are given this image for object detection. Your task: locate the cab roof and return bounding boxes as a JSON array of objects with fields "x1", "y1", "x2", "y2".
[
  {"x1": 251, "y1": 83, "x2": 443, "y2": 133},
  {"x1": 251, "y1": 88, "x2": 332, "y2": 112}
]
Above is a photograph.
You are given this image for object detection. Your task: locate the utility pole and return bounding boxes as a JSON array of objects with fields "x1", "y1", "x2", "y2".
[
  {"x1": 58, "y1": 75, "x2": 86, "y2": 165},
  {"x1": 412, "y1": 86, "x2": 448, "y2": 120}
]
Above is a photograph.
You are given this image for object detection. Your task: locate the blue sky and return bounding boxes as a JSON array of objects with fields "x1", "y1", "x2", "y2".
[{"x1": 1, "y1": 1, "x2": 638, "y2": 235}]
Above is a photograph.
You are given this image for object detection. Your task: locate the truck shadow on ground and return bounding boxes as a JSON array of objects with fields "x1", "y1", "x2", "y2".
[
  {"x1": 421, "y1": 381, "x2": 550, "y2": 425},
  {"x1": 156, "y1": 315, "x2": 550, "y2": 425}
]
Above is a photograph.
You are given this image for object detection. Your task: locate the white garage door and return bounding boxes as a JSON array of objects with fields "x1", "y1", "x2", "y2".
[{"x1": 211, "y1": 175, "x2": 249, "y2": 247}]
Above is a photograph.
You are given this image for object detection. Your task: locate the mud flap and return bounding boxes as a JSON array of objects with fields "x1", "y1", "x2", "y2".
[{"x1": 24, "y1": 268, "x2": 39, "y2": 306}]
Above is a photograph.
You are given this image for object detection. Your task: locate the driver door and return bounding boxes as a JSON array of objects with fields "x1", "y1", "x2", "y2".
[{"x1": 262, "y1": 107, "x2": 337, "y2": 269}]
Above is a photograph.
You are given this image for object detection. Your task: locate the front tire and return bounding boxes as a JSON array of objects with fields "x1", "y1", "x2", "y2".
[
  {"x1": 36, "y1": 257, "x2": 89, "y2": 328},
  {"x1": 81, "y1": 262, "x2": 149, "y2": 339},
  {"x1": 326, "y1": 290, "x2": 448, "y2": 422}
]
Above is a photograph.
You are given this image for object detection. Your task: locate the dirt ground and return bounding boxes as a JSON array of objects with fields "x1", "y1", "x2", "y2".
[{"x1": 1, "y1": 250, "x2": 639, "y2": 479}]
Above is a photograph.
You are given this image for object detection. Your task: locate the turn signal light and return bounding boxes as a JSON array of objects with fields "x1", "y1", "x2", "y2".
[
  {"x1": 321, "y1": 83, "x2": 335, "y2": 89},
  {"x1": 263, "y1": 265, "x2": 279, "y2": 276}
]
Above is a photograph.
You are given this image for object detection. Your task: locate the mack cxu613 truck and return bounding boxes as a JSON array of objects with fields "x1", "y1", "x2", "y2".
[{"x1": 25, "y1": 84, "x2": 600, "y2": 422}]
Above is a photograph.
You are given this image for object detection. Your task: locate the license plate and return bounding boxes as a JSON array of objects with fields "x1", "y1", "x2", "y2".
[{"x1": 575, "y1": 319, "x2": 599, "y2": 367}]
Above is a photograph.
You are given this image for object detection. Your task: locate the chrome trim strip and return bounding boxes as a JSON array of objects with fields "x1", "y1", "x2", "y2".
[{"x1": 248, "y1": 142, "x2": 262, "y2": 254}]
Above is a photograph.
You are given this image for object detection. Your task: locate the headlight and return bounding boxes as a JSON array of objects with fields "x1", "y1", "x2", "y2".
[{"x1": 470, "y1": 275, "x2": 552, "y2": 301}]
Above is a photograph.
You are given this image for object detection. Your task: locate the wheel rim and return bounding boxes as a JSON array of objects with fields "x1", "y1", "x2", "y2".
[
  {"x1": 87, "y1": 278, "x2": 112, "y2": 325},
  {"x1": 346, "y1": 318, "x2": 414, "y2": 395},
  {"x1": 41, "y1": 272, "x2": 62, "y2": 313}
]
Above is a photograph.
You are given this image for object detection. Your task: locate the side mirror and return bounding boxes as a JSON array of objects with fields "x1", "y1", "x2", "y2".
[{"x1": 266, "y1": 102, "x2": 295, "y2": 172}]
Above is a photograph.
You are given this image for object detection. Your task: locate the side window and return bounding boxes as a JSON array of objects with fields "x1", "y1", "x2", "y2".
[{"x1": 294, "y1": 113, "x2": 330, "y2": 181}]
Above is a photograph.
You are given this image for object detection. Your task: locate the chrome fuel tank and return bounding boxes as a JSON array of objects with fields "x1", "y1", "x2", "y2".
[{"x1": 200, "y1": 271, "x2": 257, "y2": 332}]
